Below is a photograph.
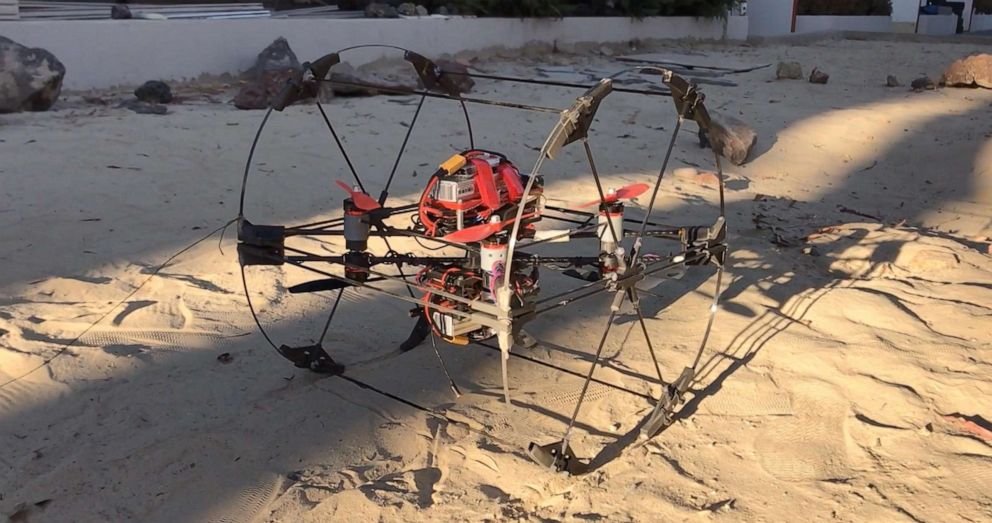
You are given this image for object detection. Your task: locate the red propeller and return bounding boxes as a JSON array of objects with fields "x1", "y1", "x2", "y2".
[
  {"x1": 335, "y1": 180, "x2": 381, "y2": 211},
  {"x1": 579, "y1": 182, "x2": 650, "y2": 208},
  {"x1": 443, "y1": 214, "x2": 532, "y2": 244}
]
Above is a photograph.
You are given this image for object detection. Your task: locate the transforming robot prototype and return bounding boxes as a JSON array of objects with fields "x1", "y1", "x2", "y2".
[{"x1": 236, "y1": 45, "x2": 729, "y2": 474}]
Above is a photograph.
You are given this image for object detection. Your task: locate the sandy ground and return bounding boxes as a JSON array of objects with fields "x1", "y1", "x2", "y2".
[{"x1": 1, "y1": 36, "x2": 991, "y2": 522}]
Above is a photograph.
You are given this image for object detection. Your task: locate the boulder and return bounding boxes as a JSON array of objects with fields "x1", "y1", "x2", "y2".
[
  {"x1": 910, "y1": 76, "x2": 936, "y2": 92},
  {"x1": 120, "y1": 99, "x2": 168, "y2": 115},
  {"x1": 0, "y1": 36, "x2": 66, "y2": 113},
  {"x1": 808, "y1": 68, "x2": 829, "y2": 84},
  {"x1": 365, "y1": 2, "x2": 398, "y2": 18},
  {"x1": 235, "y1": 68, "x2": 304, "y2": 110},
  {"x1": 940, "y1": 54, "x2": 992, "y2": 89},
  {"x1": 397, "y1": 2, "x2": 417, "y2": 15},
  {"x1": 134, "y1": 80, "x2": 173, "y2": 104},
  {"x1": 111, "y1": 4, "x2": 132, "y2": 19},
  {"x1": 415, "y1": 4, "x2": 428, "y2": 16},
  {"x1": 776, "y1": 61, "x2": 802, "y2": 80},
  {"x1": 246, "y1": 37, "x2": 300, "y2": 80},
  {"x1": 436, "y1": 59, "x2": 474, "y2": 94},
  {"x1": 702, "y1": 111, "x2": 758, "y2": 166},
  {"x1": 327, "y1": 62, "x2": 379, "y2": 97}
]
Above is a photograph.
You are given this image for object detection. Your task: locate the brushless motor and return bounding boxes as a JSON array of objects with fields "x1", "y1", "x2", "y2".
[{"x1": 343, "y1": 199, "x2": 370, "y2": 251}]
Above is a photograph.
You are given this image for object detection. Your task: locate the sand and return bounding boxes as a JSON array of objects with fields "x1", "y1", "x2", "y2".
[{"x1": 1, "y1": 36, "x2": 991, "y2": 522}]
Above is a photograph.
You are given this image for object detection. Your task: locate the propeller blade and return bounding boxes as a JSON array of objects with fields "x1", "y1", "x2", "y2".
[
  {"x1": 578, "y1": 182, "x2": 651, "y2": 208},
  {"x1": 613, "y1": 182, "x2": 650, "y2": 201},
  {"x1": 442, "y1": 221, "x2": 504, "y2": 243},
  {"x1": 442, "y1": 211, "x2": 537, "y2": 244},
  {"x1": 335, "y1": 180, "x2": 381, "y2": 211},
  {"x1": 288, "y1": 278, "x2": 352, "y2": 294}
]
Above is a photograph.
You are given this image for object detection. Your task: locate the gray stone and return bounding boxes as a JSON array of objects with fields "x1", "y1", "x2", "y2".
[
  {"x1": 436, "y1": 59, "x2": 474, "y2": 94},
  {"x1": 941, "y1": 54, "x2": 992, "y2": 89},
  {"x1": 776, "y1": 61, "x2": 802, "y2": 80},
  {"x1": 0, "y1": 36, "x2": 66, "y2": 113},
  {"x1": 397, "y1": 3, "x2": 417, "y2": 16},
  {"x1": 246, "y1": 37, "x2": 300, "y2": 80},
  {"x1": 111, "y1": 4, "x2": 132, "y2": 19},
  {"x1": 365, "y1": 2, "x2": 398, "y2": 17},
  {"x1": 808, "y1": 68, "x2": 829, "y2": 84},
  {"x1": 886, "y1": 75, "x2": 901, "y2": 87},
  {"x1": 134, "y1": 80, "x2": 172, "y2": 104},
  {"x1": 702, "y1": 111, "x2": 758, "y2": 166},
  {"x1": 327, "y1": 62, "x2": 378, "y2": 97},
  {"x1": 911, "y1": 76, "x2": 936, "y2": 92},
  {"x1": 121, "y1": 99, "x2": 168, "y2": 115},
  {"x1": 234, "y1": 68, "x2": 311, "y2": 110}
]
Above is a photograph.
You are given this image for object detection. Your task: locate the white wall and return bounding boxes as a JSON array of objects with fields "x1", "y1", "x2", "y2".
[
  {"x1": 891, "y1": 0, "x2": 921, "y2": 23},
  {"x1": 0, "y1": 16, "x2": 747, "y2": 89},
  {"x1": 747, "y1": 0, "x2": 794, "y2": 37},
  {"x1": 917, "y1": 13, "x2": 958, "y2": 35},
  {"x1": 794, "y1": 15, "x2": 892, "y2": 33},
  {"x1": 972, "y1": 14, "x2": 992, "y2": 32}
]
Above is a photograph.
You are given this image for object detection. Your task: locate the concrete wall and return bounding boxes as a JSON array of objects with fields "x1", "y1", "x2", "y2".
[
  {"x1": 917, "y1": 13, "x2": 958, "y2": 35},
  {"x1": 972, "y1": 14, "x2": 992, "y2": 32},
  {"x1": 891, "y1": 0, "x2": 921, "y2": 23},
  {"x1": 0, "y1": 16, "x2": 747, "y2": 89},
  {"x1": 747, "y1": 0, "x2": 794, "y2": 37},
  {"x1": 794, "y1": 15, "x2": 892, "y2": 34}
]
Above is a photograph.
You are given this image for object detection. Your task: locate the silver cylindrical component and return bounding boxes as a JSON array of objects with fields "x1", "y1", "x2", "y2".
[
  {"x1": 597, "y1": 208, "x2": 624, "y2": 253},
  {"x1": 344, "y1": 203, "x2": 370, "y2": 251}
]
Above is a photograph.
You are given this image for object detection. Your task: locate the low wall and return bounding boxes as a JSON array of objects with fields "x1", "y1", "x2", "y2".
[
  {"x1": 917, "y1": 13, "x2": 958, "y2": 35},
  {"x1": 0, "y1": 16, "x2": 747, "y2": 90},
  {"x1": 794, "y1": 15, "x2": 892, "y2": 34},
  {"x1": 746, "y1": 0, "x2": 794, "y2": 37},
  {"x1": 972, "y1": 14, "x2": 992, "y2": 32}
]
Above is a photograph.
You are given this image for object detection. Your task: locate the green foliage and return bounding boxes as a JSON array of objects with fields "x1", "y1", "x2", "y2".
[{"x1": 797, "y1": 0, "x2": 891, "y2": 16}]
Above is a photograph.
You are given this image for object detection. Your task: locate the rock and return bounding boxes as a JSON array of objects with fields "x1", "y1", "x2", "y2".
[
  {"x1": 397, "y1": 3, "x2": 417, "y2": 15},
  {"x1": 365, "y1": 2, "x2": 398, "y2": 17},
  {"x1": 327, "y1": 62, "x2": 378, "y2": 97},
  {"x1": 436, "y1": 59, "x2": 474, "y2": 93},
  {"x1": 233, "y1": 84, "x2": 269, "y2": 110},
  {"x1": 940, "y1": 54, "x2": 992, "y2": 89},
  {"x1": 776, "y1": 61, "x2": 802, "y2": 80},
  {"x1": 246, "y1": 37, "x2": 300, "y2": 80},
  {"x1": 121, "y1": 99, "x2": 168, "y2": 115},
  {"x1": 111, "y1": 4, "x2": 132, "y2": 19},
  {"x1": 234, "y1": 68, "x2": 303, "y2": 110},
  {"x1": 134, "y1": 80, "x2": 173, "y2": 104},
  {"x1": 415, "y1": 4, "x2": 428, "y2": 16},
  {"x1": 0, "y1": 36, "x2": 66, "y2": 113},
  {"x1": 886, "y1": 75, "x2": 901, "y2": 87},
  {"x1": 910, "y1": 76, "x2": 936, "y2": 92},
  {"x1": 808, "y1": 68, "x2": 829, "y2": 84},
  {"x1": 702, "y1": 111, "x2": 758, "y2": 166}
]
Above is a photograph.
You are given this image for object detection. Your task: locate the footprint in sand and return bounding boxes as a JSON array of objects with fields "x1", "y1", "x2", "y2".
[{"x1": 752, "y1": 383, "x2": 853, "y2": 482}]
